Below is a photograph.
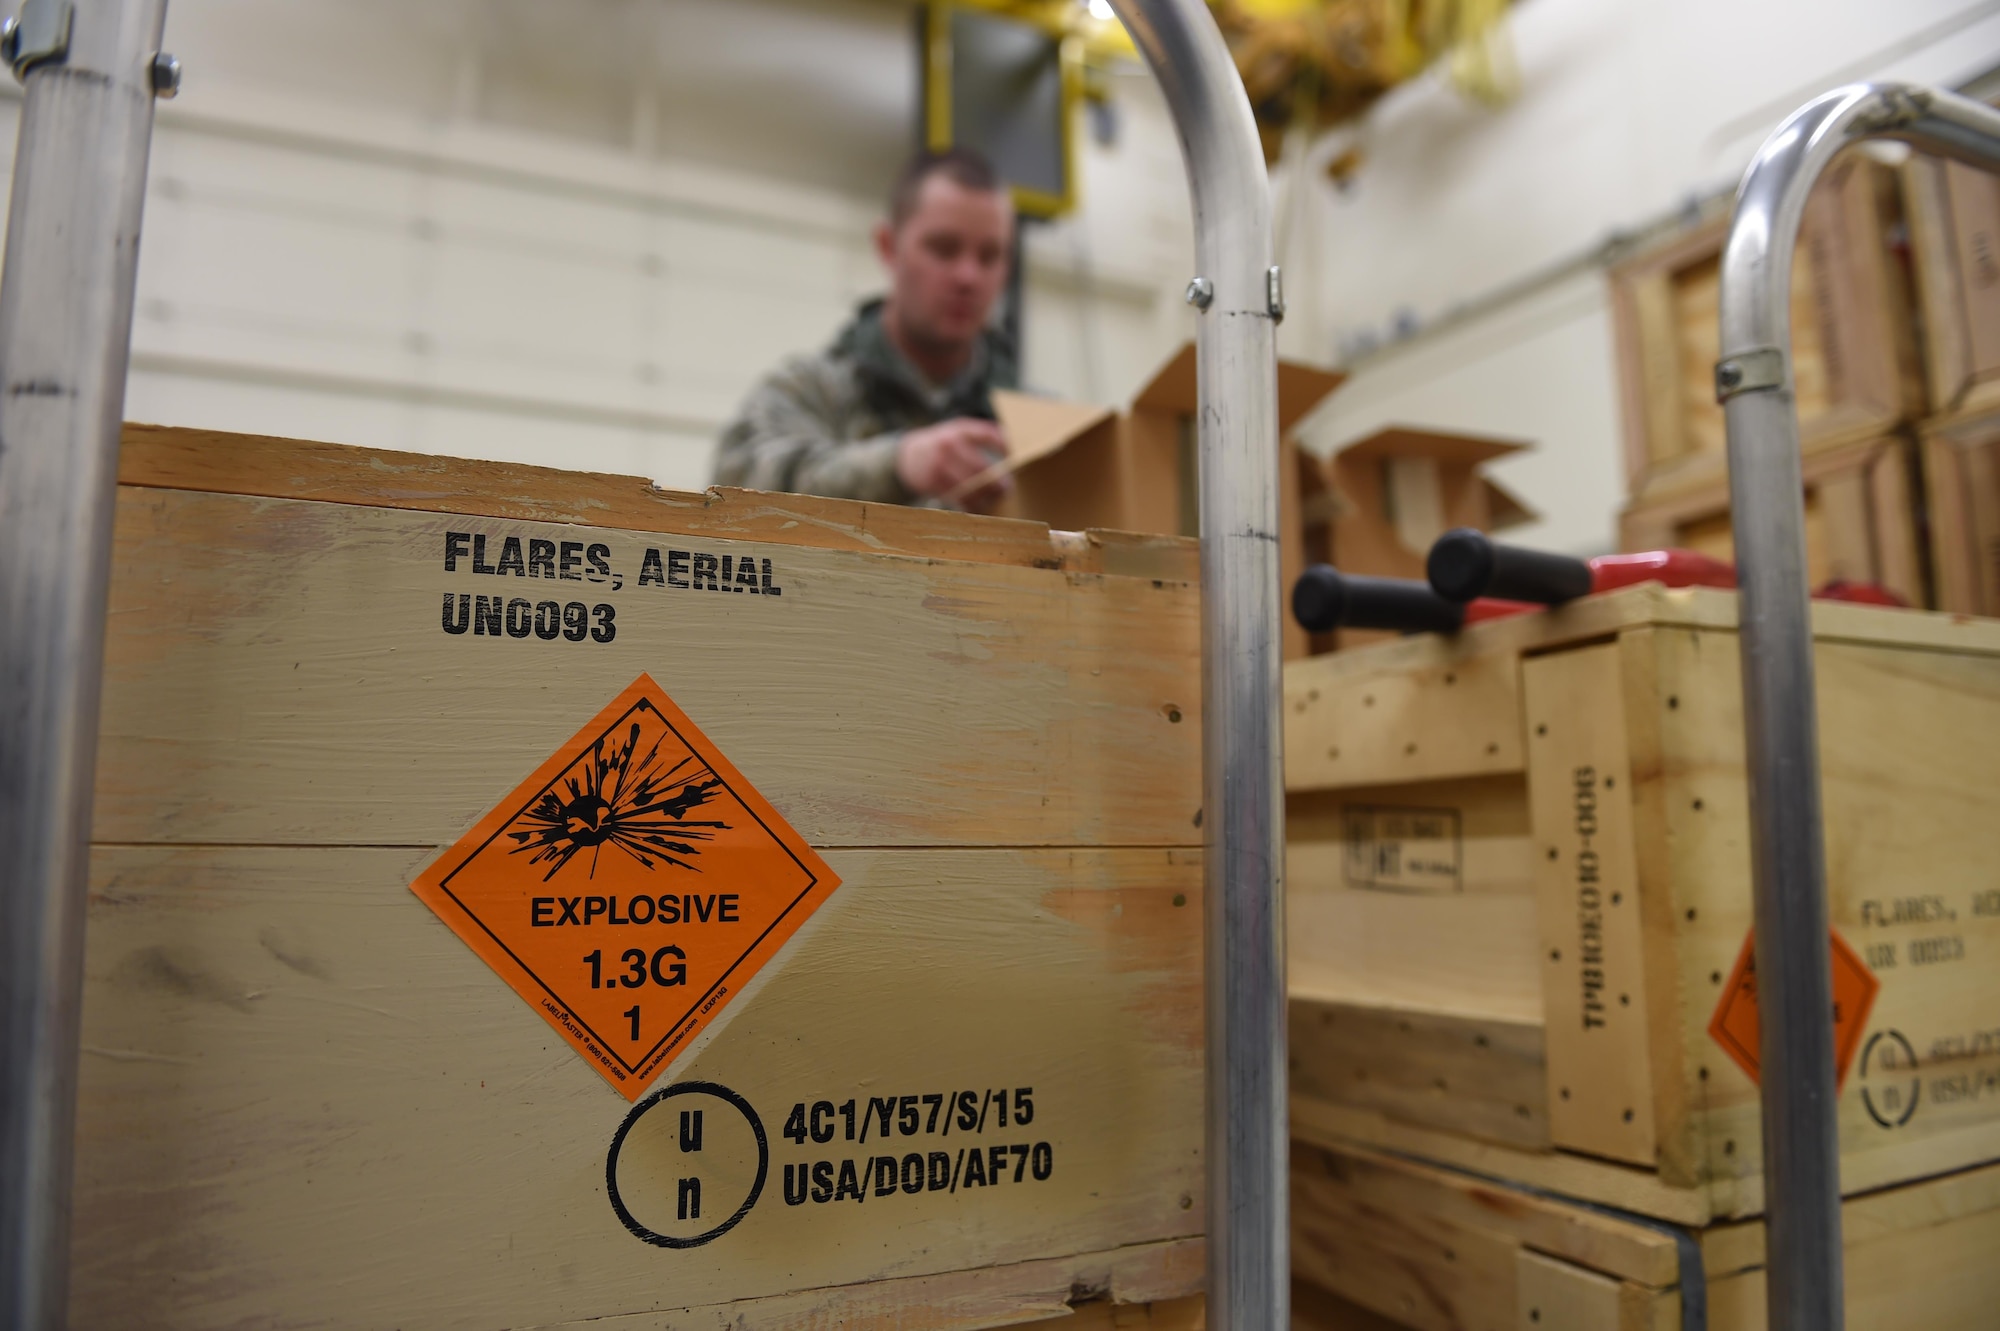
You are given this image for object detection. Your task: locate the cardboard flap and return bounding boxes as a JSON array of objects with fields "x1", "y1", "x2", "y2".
[
  {"x1": 1483, "y1": 476, "x2": 1538, "y2": 532},
  {"x1": 1131, "y1": 343, "x2": 1199, "y2": 417},
  {"x1": 1333, "y1": 425, "x2": 1530, "y2": 467},
  {"x1": 1277, "y1": 361, "x2": 1349, "y2": 436},
  {"x1": 946, "y1": 390, "x2": 1117, "y2": 501},
  {"x1": 1129, "y1": 340, "x2": 1348, "y2": 437}
]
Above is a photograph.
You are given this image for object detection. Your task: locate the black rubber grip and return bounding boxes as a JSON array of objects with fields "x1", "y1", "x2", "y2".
[
  {"x1": 1292, "y1": 565, "x2": 1467, "y2": 634},
  {"x1": 1427, "y1": 528, "x2": 1594, "y2": 604}
]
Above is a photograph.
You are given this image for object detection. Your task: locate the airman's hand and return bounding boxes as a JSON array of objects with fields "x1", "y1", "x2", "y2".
[{"x1": 896, "y1": 418, "x2": 1011, "y2": 513}]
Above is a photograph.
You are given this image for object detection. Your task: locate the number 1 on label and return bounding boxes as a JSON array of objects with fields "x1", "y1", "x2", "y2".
[{"x1": 625, "y1": 1005, "x2": 641, "y2": 1040}]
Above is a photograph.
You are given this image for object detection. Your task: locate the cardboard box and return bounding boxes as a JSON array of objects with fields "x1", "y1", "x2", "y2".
[
  {"x1": 991, "y1": 341, "x2": 1347, "y2": 658},
  {"x1": 1307, "y1": 425, "x2": 1534, "y2": 651},
  {"x1": 1322, "y1": 426, "x2": 1534, "y2": 581}
]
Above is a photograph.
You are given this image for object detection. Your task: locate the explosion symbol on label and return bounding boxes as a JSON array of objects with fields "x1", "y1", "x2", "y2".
[
  {"x1": 507, "y1": 721, "x2": 727, "y2": 879},
  {"x1": 411, "y1": 673, "x2": 840, "y2": 1098}
]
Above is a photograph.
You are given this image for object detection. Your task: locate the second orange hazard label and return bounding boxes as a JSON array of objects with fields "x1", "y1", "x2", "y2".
[
  {"x1": 411, "y1": 673, "x2": 840, "y2": 1099},
  {"x1": 1707, "y1": 927, "x2": 1880, "y2": 1091}
]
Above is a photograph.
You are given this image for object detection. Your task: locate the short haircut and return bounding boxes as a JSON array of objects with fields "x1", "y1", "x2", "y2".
[{"x1": 888, "y1": 147, "x2": 1004, "y2": 227}]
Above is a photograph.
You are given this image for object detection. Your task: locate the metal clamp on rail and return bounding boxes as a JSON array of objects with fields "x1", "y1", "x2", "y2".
[
  {"x1": 0, "y1": 0, "x2": 72, "y2": 79},
  {"x1": 0, "y1": 0, "x2": 177, "y2": 96},
  {"x1": 1714, "y1": 346, "x2": 1784, "y2": 402}
]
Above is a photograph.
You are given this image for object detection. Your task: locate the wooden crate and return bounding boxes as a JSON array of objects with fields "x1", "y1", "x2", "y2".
[
  {"x1": 1283, "y1": 585, "x2": 2000, "y2": 1225},
  {"x1": 1292, "y1": 1138, "x2": 2000, "y2": 1331},
  {"x1": 1919, "y1": 401, "x2": 2000, "y2": 618},
  {"x1": 1618, "y1": 432, "x2": 1927, "y2": 606},
  {"x1": 1903, "y1": 155, "x2": 2000, "y2": 416},
  {"x1": 75, "y1": 425, "x2": 1205, "y2": 1328},
  {"x1": 1610, "y1": 158, "x2": 1921, "y2": 511}
]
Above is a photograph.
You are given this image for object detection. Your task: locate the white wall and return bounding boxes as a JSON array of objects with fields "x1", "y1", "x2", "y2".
[
  {"x1": 1289, "y1": 0, "x2": 2000, "y2": 555},
  {"x1": 0, "y1": 0, "x2": 1196, "y2": 493},
  {"x1": 1299, "y1": 269, "x2": 1624, "y2": 558},
  {"x1": 18, "y1": 0, "x2": 1986, "y2": 552}
]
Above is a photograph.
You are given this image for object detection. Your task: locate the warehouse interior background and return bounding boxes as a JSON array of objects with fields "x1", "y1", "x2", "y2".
[
  {"x1": 14, "y1": 2, "x2": 2000, "y2": 1325},
  {"x1": 7, "y1": 0, "x2": 1995, "y2": 556}
]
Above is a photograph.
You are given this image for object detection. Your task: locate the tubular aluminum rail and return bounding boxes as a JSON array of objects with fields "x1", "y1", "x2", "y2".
[
  {"x1": 1718, "y1": 82, "x2": 2000, "y2": 1331},
  {"x1": 0, "y1": 1, "x2": 172, "y2": 1327},
  {"x1": 1108, "y1": 4, "x2": 1287, "y2": 1327},
  {"x1": 0, "y1": 0, "x2": 1289, "y2": 1326}
]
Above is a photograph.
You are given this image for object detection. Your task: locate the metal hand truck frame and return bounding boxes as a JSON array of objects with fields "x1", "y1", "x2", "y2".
[{"x1": 1720, "y1": 82, "x2": 2000, "y2": 1331}]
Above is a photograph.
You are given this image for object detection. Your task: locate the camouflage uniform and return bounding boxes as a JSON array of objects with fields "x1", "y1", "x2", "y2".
[{"x1": 712, "y1": 298, "x2": 1018, "y2": 506}]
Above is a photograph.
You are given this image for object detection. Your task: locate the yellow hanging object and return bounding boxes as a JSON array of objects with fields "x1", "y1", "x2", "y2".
[
  {"x1": 1444, "y1": 0, "x2": 1520, "y2": 106},
  {"x1": 1215, "y1": 0, "x2": 1521, "y2": 162}
]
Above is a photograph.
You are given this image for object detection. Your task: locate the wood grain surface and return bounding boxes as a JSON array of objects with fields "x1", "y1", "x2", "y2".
[
  {"x1": 1286, "y1": 585, "x2": 2000, "y2": 1223},
  {"x1": 77, "y1": 429, "x2": 1208, "y2": 1327},
  {"x1": 96, "y1": 484, "x2": 1202, "y2": 850},
  {"x1": 1294, "y1": 1138, "x2": 2000, "y2": 1331}
]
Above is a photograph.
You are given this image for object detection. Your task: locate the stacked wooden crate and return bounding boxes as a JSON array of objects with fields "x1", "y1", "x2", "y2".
[
  {"x1": 1610, "y1": 157, "x2": 1929, "y2": 603},
  {"x1": 1905, "y1": 155, "x2": 2000, "y2": 617},
  {"x1": 76, "y1": 425, "x2": 1205, "y2": 1328},
  {"x1": 1281, "y1": 584, "x2": 2000, "y2": 1327}
]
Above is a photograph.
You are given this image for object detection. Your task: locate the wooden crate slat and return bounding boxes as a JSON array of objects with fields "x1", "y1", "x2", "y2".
[
  {"x1": 1524, "y1": 642, "x2": 1657, "y2": 1168},
  {"x1": 1289, "y1": 996, "x2": 1548, "y2": 1151},
  {"x1": 74, "y1": 842, "x2": 1203, "y2": 1325},
  {"x1": 115, "y1": 423, "x2": 1200, "y2": 582},
  {"x1": 1921, "y1": 404, "x2": 2000, "y2": 617},
  {"x1": 1293, "y1": 1142, "x2": 2000, "y2": 1331},
  {"x1": 97, "y1": 483, "x2": 1201, "y2": 850}
]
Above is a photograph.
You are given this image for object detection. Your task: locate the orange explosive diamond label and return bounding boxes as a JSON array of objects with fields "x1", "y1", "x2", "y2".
[
  {"x1": 1707, "y1": 927, "x2": 1880, "y2": 1091},
  {"x1": 411, "y1": 673, "x2": 839, "y2": 1099}
]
